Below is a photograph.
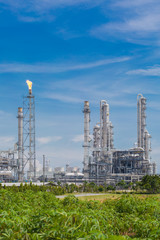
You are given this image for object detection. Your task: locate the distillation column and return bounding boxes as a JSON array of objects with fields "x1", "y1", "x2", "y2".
[
  {"x1": 83, "y1": 101, "x2": 90, "y2": 179},
  {"x1": 100, "y1": 100, "x2": 113, "y2": 174},
  {"x1": 144, "y1": 129, "x2": 151, "y2": 160},
  {"x1": 100, "y1": 100, "x2": 111, "y2": 153},
  {"x1": 137, "y1": 94, "x2": 146, "y2": 149},
  {"x1": 109, "y1": 122, "x2": 114, "y2": 149},
  {"x1": 17, "y1": 107, "x2": 23, "y2": 181},
  {"x1": 137, "y1": 94, "x2": 155, "y2": 174},
  {"x1": 93, "y1": 124, "x2": 100, "y2": 159}
]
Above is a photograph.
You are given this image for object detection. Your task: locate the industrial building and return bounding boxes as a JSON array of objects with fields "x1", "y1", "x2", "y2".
[
  {"x1": 0, "y1": 80, "x2": 157, "y2": 185},
  {"x1": 82, "y1": 94, "x2": 156, "y2": 184},
  {"x1": 0, "y1": 80, "x2": 36, "y2": 182},
  {"x1": 53, "y1": 164, "x2": 84, "y2": 184},
  {"x1": 0, "y1": 80, "x2": 83, "y2": 183}
]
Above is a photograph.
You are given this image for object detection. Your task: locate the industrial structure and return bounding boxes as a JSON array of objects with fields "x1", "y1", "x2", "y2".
[
  {"x1": 22, "y1": 80, "x2": 36, "y2": 181},
  {"x1": 82, "y1": 94, "x2": 156, "y2": 184},
  {"x1": 53, "y1": 165, "x2": 84, "y2": 184},
  {"x1": 0, "y1": 82, "x2": 157, "y2": 184},
  {"x1": 16, "y1": 80, "x2": 36, "y2": 181},
  {"x1": 0, "y1": 80, "x2": 36, "y2": 182}
]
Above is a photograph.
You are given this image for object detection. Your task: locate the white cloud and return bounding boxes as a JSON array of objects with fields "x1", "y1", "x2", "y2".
[
  {"x1": 91, "y1": 0, "x2": 160, "y2": 45},
  {"x1": 113, "y1": 0, "x2": 156, "y2": 8},
  {"x1": 0, "y1": 110, "x2": 11, "y2": 118},
  {"x1": 37, "y1": 136, "x2": 62, "y2": 144},
  {"x1": 0, "y1": 0, "x2": 102, "y2": 10},
  {"x1": 18, "y1": 15, "x2": 55, "y2": 22},
  {"x1": 36, "y1": 145, "x2": 83, "y2": 169},
  {"x1": 148, "y1": 102, "x2": 160, "y2": 111},
  {"x1": 91, "y1": 14, "x2": 160, "y2": 43},
  {"x1": 0, "y1": 0, "x2": 106, "y2": 23},
  {"x1": 95, "y1": 14, "x2": 160, "y2": 34},
  {"x1": 24, "y1": 159, "x2": 43, "y2": 172},
  {"x1": 110, "y1": 100, "x2": 135, "y2": 107},
  {"x1": 0, "y1": 57, "x2": 130, "y2": 73},
  {"x1": 0, "y1": 0, "x2": 104, "y2": 22},
  {"x1": 72, "y1": 134, "x2": 84, "y2": 142},
  {"x1": 127, "y1": 65, "x2": 160, "y2": 76},
  {"x1": 0, "y1": 136, "x2": 16, "y2": 149},
  {"x1": 36, "y1": 160, "x2": 43, "y2": 171},
  {"x1": 43, "y1": 93, "x2": 83, "y2": 104}
]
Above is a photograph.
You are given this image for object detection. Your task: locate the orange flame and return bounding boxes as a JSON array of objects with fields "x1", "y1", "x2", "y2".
[{"x1": 26, "y1": 80, "x2": 32, "y2": 90}]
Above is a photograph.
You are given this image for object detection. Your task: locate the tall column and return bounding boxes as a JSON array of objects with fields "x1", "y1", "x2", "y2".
[
  {"x1": 137, "y1": 94, "x2": 146, "y2": 149},
  {"x1": 100, "y1": 101, "x2": 110, "y2": 153},
  {"x1": 144, "y1": 130, "x2": 151, "y2": 160},
  {"x1": 83, "y1": 101, "x2": 90, "y2": 179},
  {"x1": 17, "y1": 107, "x2": 23, "y2": 181},
  {"x1": 23, "y1": 80, "x2": 36, "y2": 181}
]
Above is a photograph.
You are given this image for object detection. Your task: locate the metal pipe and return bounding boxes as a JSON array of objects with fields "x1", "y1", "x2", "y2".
[
  {"x1": 43, "y1": 155, "x2": 45, "y2": 183},
  {"x1": 18, "y1": 107, "x2": 23, "y2": 181},
  {"x1": 93, "y1": 124, "x2": 100, "y2": 149},
  {"x1": 100, "y1": 100, "x2": 107, "y2": 148},
  {"x1": 137, "y1": 94, "x2": 146, "y2": 149},
  {"x1": 83, "y1": 101, "x2": 90, "y2": 178}
]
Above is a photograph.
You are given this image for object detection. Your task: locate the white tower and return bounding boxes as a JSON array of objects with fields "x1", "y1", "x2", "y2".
[
  {"x1": 17, "y1": 107, "x2": 23, "y2": 181},
  {"x1": 83, "y1": 101, "x2": 90, "y2": 178}
]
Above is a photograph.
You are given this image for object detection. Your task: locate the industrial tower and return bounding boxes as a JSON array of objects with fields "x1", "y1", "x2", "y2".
[
  {"x1": 17, "y1": 107, "x2": 23, "y2": 181},
  {"x1": 137, "y1": 94, "x2": 151, "y2": 161},
  {"x1": 23, "y1": 80, "x2": 36, "y2": 181},
  {"x1": 83, "y1": 94, "x2": 156, "y2": 184},
  {"x1": 83, "y1": 101, "x2": 90, "y2": 178}
]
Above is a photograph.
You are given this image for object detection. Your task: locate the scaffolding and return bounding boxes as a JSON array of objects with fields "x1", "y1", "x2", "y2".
[{"x1": 23, "y1": 91, "x2": 36, "y2": 181}]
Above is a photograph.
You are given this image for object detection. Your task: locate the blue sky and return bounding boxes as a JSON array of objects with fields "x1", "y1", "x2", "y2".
[{"x1": 0, "y1": 0, "x2": 160, "y2": 172}]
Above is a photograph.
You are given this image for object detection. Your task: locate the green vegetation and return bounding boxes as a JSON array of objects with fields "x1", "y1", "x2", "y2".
[
  {"x1": 0, "y1": 189, "x2": 160, "y2": 239},
  {"x1": 1, "y1": 175, "x2": 160, "y2": 194},
  {"x1": 0, "y1": 175, "x2": 160, "y2": 239}
]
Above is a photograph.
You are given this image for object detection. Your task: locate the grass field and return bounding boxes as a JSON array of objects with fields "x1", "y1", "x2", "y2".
[{"x1": 58, "y1": 192, "x2": 160, "y2": 201}]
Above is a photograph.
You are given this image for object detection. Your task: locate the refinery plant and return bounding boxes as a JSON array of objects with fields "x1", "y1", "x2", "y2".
[
  {"x1": 82, "y1": 95, "x2": 156, "y2": 184},
  {"x1": 0, "y1": 80, "x2": 157, "y2": 184},
  {"x1": 0, "y1": 80, "x2": 36, "y2": 182}
]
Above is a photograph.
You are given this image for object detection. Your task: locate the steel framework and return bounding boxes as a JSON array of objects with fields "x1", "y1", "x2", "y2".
[{"x1": 23, "y1": 93, "x2": 36, "y2": 180}]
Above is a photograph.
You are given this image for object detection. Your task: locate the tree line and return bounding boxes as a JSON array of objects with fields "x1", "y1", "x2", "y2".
[{"x1": 0, "y1": 175, "x2": 160, "y2": 194}]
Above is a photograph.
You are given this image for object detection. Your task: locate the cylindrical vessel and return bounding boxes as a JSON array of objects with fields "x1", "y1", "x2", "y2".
[
  {"x1": 137, "y1": 94, "x2": 146, "y2": 149},
  {"x1": 83, "y1": 101, "x2": 90, "y2": 178},
  {"x1": 18, "y1": 107, "x2": 23, "y2": 181}
]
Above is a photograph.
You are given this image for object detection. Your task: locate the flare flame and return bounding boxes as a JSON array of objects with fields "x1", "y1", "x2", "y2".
[{"x1": 26, "y1": 80, "x2": 32, "y2": 94}]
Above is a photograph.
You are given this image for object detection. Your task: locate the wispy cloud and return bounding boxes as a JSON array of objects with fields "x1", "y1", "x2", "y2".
[
  {"x1": 112, "y1": 0, "x2": 156, "y2": 8},
  {"x1": 109, "y1": 100, "x2": 135, "y2": 107},
  {"x1": 127, "y1": 65, "x2": 160, "y2": 76},
  {"x1": 0, "y1": 0, "x2": 105, "y2": 22},
  {"x1": 36, "y1": 145, "x2": 83, "y2": 167},
  {"x1": 18, "y1": 15, "x2": 55, "y2": 23},
  {"x1": 148, "y1": 101, "x2": 160, "y2": 111},
  {"x1": 0, "y1": 57, "x2": 130, "y2": 73},
  {"x1": 0, "y1": 0, "x2": 102, "y2": 10},
  {"x1": 0, "y1": 136, "x2": 15, "y2": 149},
  {"x1": 44, "y1": 93, "x2": 83, "y2": 103},
  {"x1": 92, "y1": 14, "x2": 160, "y2": 34},
  {"x1": 0, "y1": 0, "x2": 104, "y2": 22},
  {"x1": 0, "y1": 110, "x2": 12, "y2": 120},
  {"x1": 72, "y1": 134, "x2": 84, "y2": 142},
  {"x1": 91, "y1": 0, "x2": 160, "y2": 45},
  {"x1": 37, "y1": 136, "x2": 62, "y2": 144}
]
